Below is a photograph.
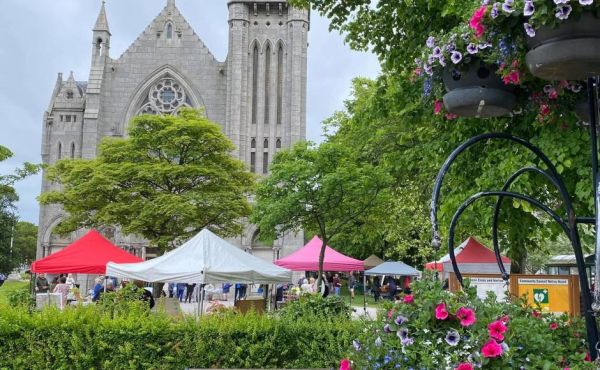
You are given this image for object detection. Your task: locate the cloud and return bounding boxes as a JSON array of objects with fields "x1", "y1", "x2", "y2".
[{"x1": 0, "y1": 0, "x2": 380, "y2": 224}]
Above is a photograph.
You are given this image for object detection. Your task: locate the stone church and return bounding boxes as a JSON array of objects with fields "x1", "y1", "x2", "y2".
[{"x1": 37, "y1": 0, "x2": 308, "y2": 262}]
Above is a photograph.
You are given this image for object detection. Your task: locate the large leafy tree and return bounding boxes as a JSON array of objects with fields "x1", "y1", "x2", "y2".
[
  {"x1": 251, "y1": 141, "x2": 392, "y2": 285},
  {"x1": 40, "y1": 109, "x2": 255, "y2": 253},
  {"x1": 324, "y1": 74, "x2": 594, "y2": 271},
  {"x1": 0, "y1": 146, "x2": 40, "y2": 274},
  {"x1": 12, "y1": 221, "x2": 38, "y2": 266}
]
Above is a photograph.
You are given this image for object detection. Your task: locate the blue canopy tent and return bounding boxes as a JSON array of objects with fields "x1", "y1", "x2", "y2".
[{"x1": 362, "y1": 261, "x2": 420, "y2": 312}]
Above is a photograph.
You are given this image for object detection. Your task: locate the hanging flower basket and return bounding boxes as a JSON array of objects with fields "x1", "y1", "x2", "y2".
[
  {"x1": 442, "y1": 60, "x2": 516, "y2": 118},
  {"x1": 525, "y1": 11, "x2": 600, "y2": 81}
]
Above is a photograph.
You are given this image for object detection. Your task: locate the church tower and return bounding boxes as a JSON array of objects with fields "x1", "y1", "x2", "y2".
[{"x1": 226, "y1": 1, "x2": 309, "y2": 175}]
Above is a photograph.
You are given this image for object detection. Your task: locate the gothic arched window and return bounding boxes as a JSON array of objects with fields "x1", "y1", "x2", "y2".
[
  {"x1": 70, "y1": 142, "x2": 75, "y2": 159},
  {"x1": 251, "y1": 138, "x2": 256, "y2": 149},
  {"x1": 263, "y1": 138, "x2": 269, "y2": 149},
  {"x1": 166, "y1": 23, "x2": 173, "y2": 39},
  {"x1": 276, "y1": 42, "x2": 284, "y2": 125},
  {"x1": 264, "y1": 43, "x2": 271, "y2": 125},
  {"x1": 57, "y1": 142, "x2": 62, "y2": 160},
  {"x1": 262, "y1": 152, "x2": 269, "y2": 174},
  {"x1": 250, "y1": 152, "x2": 256, "y2": 173},
  {"x1": 276, "y1": 138, "x2": 281, "y2": 149},
  {"x1": 251, "y1": 42, "x2": 259, "y2": 125}
]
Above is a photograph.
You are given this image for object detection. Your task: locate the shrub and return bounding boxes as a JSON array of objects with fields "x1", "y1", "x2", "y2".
[
  {"x1": 278, "y1": 294, "x2": 351, "y2": 320},
  {"x1": 0, "y1": 302, "x2": 359, "y2": 369},
  {"x1": 346, "y1": 278, "x2": 594, "y2": 370},
  {"x1": 6, "y1": 285, "x2": 30, "y2": 308}
]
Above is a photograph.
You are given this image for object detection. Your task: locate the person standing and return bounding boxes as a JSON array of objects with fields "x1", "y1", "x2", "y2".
[
  {"x1": 53, "y1": 277, "x2": 70, "y2": 309},
  {"x1": 176, "y1": 283, "x2": 186, "y2": 302},
  {"x1": 372, "y1": 276, "x2": 381, "y2": 302},
  {"x1": 35, "y1": 273, "x2": 49, "y2": 293},
  {"x1": 0, "y1": 273, "x2": 6, "y2": 288},
  {"x1": 222, "y1": 283, "x2": 232, "y2": 300},
  {"x1": 348, "y1": 271, "x2": 356, "y2": 300},
  {"x1": 185, "y1": 283, "x2": 196, "y2": 303},
  {"x1": 92, "y1": 277, "x2": 103, "y2": 302},
  {"x1": 332, "y1": 274, "x2": 341, "y2": 296},
  {"x1": 387, "y1": 277, "x2": 397, "y2": 301}
]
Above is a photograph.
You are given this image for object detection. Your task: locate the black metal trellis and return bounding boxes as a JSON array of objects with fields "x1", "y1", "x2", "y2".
[{"x1": 430, "y1": 77, "x2": 600, "y2": 360}]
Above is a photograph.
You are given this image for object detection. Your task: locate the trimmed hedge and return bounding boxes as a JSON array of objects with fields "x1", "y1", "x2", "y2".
[{"x1": 0, "y1": 303, "x2": 358, "y2": 369}]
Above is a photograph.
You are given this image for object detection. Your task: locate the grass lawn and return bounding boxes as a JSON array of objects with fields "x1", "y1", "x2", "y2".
[
  {"x1": 337, "y1": 283, "x2": 387, "y2": 309},
  {"x1": 0, "y1": 280, "x2": 29, "y2": 306}
]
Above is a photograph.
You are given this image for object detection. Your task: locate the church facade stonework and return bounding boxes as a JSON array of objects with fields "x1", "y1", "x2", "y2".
[{"x1": 38, "y1": 0, "x2": 308, "y2": 261}]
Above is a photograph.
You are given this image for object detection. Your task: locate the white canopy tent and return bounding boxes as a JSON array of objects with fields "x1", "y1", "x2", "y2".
[{"x1": 106, "y1": 229, "x2": 292, "y2": 284}]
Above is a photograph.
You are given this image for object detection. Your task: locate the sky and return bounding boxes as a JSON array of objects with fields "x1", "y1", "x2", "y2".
[{"x1": 0, "y1": 0, "x2": 380, "y2": 225}]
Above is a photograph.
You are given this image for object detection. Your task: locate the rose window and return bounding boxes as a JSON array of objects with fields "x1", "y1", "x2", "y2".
[{"x1": 136, "y1": 77, "x2": 192, "y2": 116}]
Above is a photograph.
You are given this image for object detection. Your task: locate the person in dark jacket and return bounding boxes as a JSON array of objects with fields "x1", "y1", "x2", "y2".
[
  {"x1": 387, "y1": 277, "x2": 397, "y2": 301},
  {"x1": 134, "y1": 280, "x2": 155, "y2": 309},
  {"x1": 372, "y1": 277, "x2": 381, "y2": 302}
]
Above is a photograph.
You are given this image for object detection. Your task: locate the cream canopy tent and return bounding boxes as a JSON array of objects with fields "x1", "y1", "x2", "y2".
[
  {"x1": 363, "y1": 255, "x2": 384, "y2": 270},
  {"x1": 106, "y1": 229, "x2": 292, "y2": 284}
]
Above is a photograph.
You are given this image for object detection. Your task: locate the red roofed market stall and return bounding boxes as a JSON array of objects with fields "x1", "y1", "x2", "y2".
[
  {"x1": 31, "y1": 229, "x2": 143, "y2": 274},
  {"x1": 424, "y1": 237, "x2": 511, "y2": 279}
]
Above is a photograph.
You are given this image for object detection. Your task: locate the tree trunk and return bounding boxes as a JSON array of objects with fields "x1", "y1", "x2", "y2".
[
  {"x1": 153, "y1": 282, "x2": 165, "y2": 299},
  {"x1": 317, "y1": 238, "x2": 327, "y2": 295}
]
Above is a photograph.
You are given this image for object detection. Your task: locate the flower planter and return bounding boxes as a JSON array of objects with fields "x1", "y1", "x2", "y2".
[
  {"x1": 526, "y1": 12, "x2": 600, "y2": 81},
  {"x1": 442, "y1": 61, "x2": 516, "y2": 118}
]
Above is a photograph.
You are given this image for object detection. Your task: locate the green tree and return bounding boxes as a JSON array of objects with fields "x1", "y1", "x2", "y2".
[
  {"x1": 251, "y1": 141, "x2": 392, "y2": 286},
  {"x1": 0, "y1": 145, "x2": 40, "y2": 274},
  {"x1": 12, "y1": 221, "x2": 37, "y2": 266},
  {"x1": 40, "y1": 109, "x2": 255, "y2": 253}
]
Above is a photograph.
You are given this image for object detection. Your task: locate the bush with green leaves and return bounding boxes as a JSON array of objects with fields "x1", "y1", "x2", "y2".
[
  {"x1": 6, "y1": 285, "x2": 30, "y2": 308},
  {"x1": 346, "y1": 278, "x2": 594, "y2": 369},
  {"x1": 278, "y1": 294, "x2": 352, "y2": 320},
  {"x1": 0, "y1": 302, "x2": 359, "y2": 369}
]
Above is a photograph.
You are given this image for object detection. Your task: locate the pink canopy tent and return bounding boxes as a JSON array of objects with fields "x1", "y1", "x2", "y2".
[{"x1": 274, "y1": 236, "x2": 364, "y2": 271}]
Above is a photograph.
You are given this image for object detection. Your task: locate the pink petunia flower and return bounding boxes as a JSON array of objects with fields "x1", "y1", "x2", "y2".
[
  {"x1": 488, "y1": 320, "x2": 507, "y2": 341},
  {"x1": 403, "y1": 294, "x2": 414, "y2": 304},
  {"x1": 434, "y1": 100, "x2": 443, "y2": 114},
  {"x1": 502, "y1": 70, "x2": 520, "y2": 85},
  {"x1": 469, "y1": 5, "x2": 488, "y2": 38},
  {"x1": 549, "y1": 322, "x2": 558, "y2": 330},
  {"x1": 481, "y1": 339, "x2": 503, "y2": 358},
  {"x1": 340, "y1": 359, "x2": 351, "y2": 370},
  {"x1": 585, "y1": 352, "x2": 592, "y2": 362},
  {"x1": 531, "y1": 310, "x2": 541, "y2": 318},
  {"x1": 435, "y1": 302, "x2": 449, "y2": 320},
  {"x1": 387, "y1": 309, "x2": 394, "y2": 319},
  {"x1": 456, "y1": 307, "x2": 477, "y2": 327},
  {"x1": 456, "y1": 363, "x2": 474, "y2": 370}
]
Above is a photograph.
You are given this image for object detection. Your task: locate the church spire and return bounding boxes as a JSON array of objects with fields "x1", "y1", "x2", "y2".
[
  {"x1": 93, "y1": 1, "x2": 110, "y2": 34},
  {"x1": 167, "y1": 0, "x2": 176, "y2": 7}
]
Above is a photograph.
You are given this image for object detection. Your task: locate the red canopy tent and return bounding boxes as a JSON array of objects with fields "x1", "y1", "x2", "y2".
[
  {"x1": 31, "y1": 230, "x2": 143, "y2": 274},
  {"x1": 424, "y1": 237, "x2": 510, "y2": 275},
  {"x1": 274, "y1": 235, "x2": 364, "y2": 271}
]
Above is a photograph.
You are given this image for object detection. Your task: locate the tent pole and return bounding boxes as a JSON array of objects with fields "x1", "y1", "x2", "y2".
[
  {"x1": 363, "y1": 274, "x2": 367, "y2": 315},
  {"x1": 199, "y1": 284, "x2": 205, "y2": 319}
]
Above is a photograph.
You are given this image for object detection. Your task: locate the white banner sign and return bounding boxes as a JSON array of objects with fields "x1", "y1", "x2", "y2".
[{"x1": 518, "y1": 278, "x2": 568, "y2": 285}]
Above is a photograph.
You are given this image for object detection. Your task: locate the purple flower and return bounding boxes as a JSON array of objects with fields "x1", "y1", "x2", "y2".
[
  {"x1": 555, "y1": 4, "x2": 572, "y2": 19},
  {"x1": 478, "y1": 43, "x2": 492, "y2": 49},
  {"x1": 451, "y1": 51, "x2": 463, "y2": 64},
  {"x1": 445, "y1": 329, "x2": 460, "y2": 346},
  {"x1": 446, "y1": 42, "x2": 456, "y2": 52},
  {"x1": 467, "y1": 43, "x2": 479, "y2": 54},
  {"x1": 524, "y1": 1, "x2": 535, "y2": 16},
  {"x1": 424, "y1": 64, "x2": 433, "y2": 75},
  {"x1": 375, "y1": 337, "x2": 383, "y2": 347},
  {"x1": 432, "y1": 46, "x2": 442, "y2": 58},
  {"x1": 384, "y1": 324, "x2": 392, "y2": 333},
  {"x1": 543, "y1": 84, "x2": 554, "y2": 93},
  {"x1": 580, "y1": 0, "x2": 593, "y2": 5},
  {"x1": 426, "y1": 36, "x2": 435, "y2": 48},
  {"x1": 395, "y1": 315, "x2": 408, "y2": 325},
  {"x1": 401, "y1": 337, "x2": 414, "y2": 346},
  {"x1": 397, "y1": 327, "x2": 409, "y2": 340},
  {"x1": 353, "y1": 340, "x2": 361, "y2": 351},
  {"x1": 502, "y1": 0, "x2": 514, "y2": 13},
  {"x1": 524, "y1": 22, "x2": 536, "y2": 37},
  {"x1": 554, "y1": 0, "x2": 569, "y2": 3},
  {"x1": 427, "y1": 55, "x2": 436, "y2": 65},
  {"x1": 439, "y1": 55, "x2": 446, "y2": 67},
  {"x1": 491, "y1": 3, "x2": 500, "y2": 18}
]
